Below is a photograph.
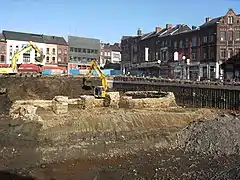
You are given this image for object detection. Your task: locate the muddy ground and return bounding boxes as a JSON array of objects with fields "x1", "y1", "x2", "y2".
[{"x1": 1, "y1": 111, "x2": 240, "y2": 179}]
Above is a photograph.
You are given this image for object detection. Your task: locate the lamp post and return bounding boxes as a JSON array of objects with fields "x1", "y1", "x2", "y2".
[
  {"x1": 182, "y1": 56, "x2": 186, "y2": 79},
  {"x1": 158, "y1": 60, "x2": 161, "y2": 77}
]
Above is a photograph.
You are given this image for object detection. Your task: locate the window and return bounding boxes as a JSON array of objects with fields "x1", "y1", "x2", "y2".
[
  {"x1": 46, "y1": 48, "x2": 50, "y2": 54},
  {"x1": 228, "y1": 16, "x2": 233, "y2": 24},
  {"x1": 228, "y1": 31, "x2": 233, "y2": 41},
  {"x1": 203, "y1": 36, "x2": 208, "y2": 43},
  {"x1": 228, "y1": 49, "x2": 233, "y2": 58},
  {"x1": 236, "y1": 31, "x2": 240, "y2": 40},
  {"x1": 78, "y1": 57, "x2": 81, "y2": 61},
  {"x1": 203, "y1": 52, "x2": 207, "y2": 59},
  {"x1": 9, "y1": 45, "x2": 13, "y2": 52},
  {"x1": 52, "y1": 57, "x2": 56, "y2": 63},
  {"x1": 100, "y1": 52, "x2": 103, "y2": 55},
  {"x1": 236, "y1": 49, "x2": 240, "y2": 58},
  {"x1": 192, "y1": 37, "x2": 197, "y2": 47},
  {"x1": 155, "y1": 52, "x2": 159, "y2": 60},
  {"x1": 174, "y1": 41, "x2": 177, "y2": 48},
  {"x1": 179, "y1": 40, "x2": 183, "y2": 48},
  {"x1": 87, "y1": 49, "x2": 91, "y2": 53},
  {"x1": 16, "y1": 45, "x2": 19, "y2": 52},
  {"x1": 52, "y1": 48, "x2": 56, "y2": 55},
  {"x1": 58, "y1": 49, "x2": 62, "y2": 54},
  {"x1": 0, "y1": 55, "x2": 5, "y2": 62},
  {"x1": 94, "y1": 50, "x2": 98, "y2": 54},
  {"x1": 46, "y1": 56, "x2": 49, "y2": 62},
  {"x1": 210, "y1": 49, "x2": 214, "y2": 59},
  {"x1": 9, "y1": 52, "x2": 12, "y2": 57},
  {"x1": 0, "y1": 46, "x2": 4, "y2": 53},
  {"x1": 58, "y1": 57, "x2": 61, "y2": 62},
  {"x1": 192, "y1": 53, "x2": 196, "y2": 60},
  {"x1": 220, "y1": 31, "x2": 226, "y2": 41},
  {"x1": 70, "y1": 47, "x2": 74, "y2": 52},
  {"x1": 77, "y1": 48, "x2": 81, "y2": 52},
  {"x1": 23, "y1": 54, "x2": 30, "y2": 62},
  {"x1": 64, "y1": 57, "x2": 67, "y2": 62},
  {"x1": 210, "y1": 35, "x2": 214, "y2": 42},
  {"x1": 91, "y1": 49, "x2": 94, "y2": 53},
  {"x1": 185, "y1": 38, "x2": 189, "y2": 48},
  {"x1": 220, "y1": 49, "x2": 226, "y2": 58},
  {"x1": 64, "y1": 49, "x2": 67, "y2": 54},
  {"x1": 83, "y1": 49, "x2": 86, "y2": 53}
]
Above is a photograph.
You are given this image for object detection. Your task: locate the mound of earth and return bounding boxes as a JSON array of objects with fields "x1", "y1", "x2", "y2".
[{"x1": 175, "y1": 112, "x2": 240, "y2": 156}]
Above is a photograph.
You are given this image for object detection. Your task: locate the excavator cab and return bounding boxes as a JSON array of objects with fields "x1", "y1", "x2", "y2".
[{"x1": 94, "y1": 86, "x2": 106, "y2": 98}]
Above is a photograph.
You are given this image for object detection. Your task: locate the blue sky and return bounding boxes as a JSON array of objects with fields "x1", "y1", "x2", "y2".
[{"x1": 2, "y1": 0, "x2": 240, "y2": 43}]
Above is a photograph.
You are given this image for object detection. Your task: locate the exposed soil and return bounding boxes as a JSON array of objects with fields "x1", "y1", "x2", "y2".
[
  {"x1": 1, "y1": 111, "x2": 240, "y2": 179},
  {"x1": 0, "y1": 77, "x2": 100, "y2": 101}
]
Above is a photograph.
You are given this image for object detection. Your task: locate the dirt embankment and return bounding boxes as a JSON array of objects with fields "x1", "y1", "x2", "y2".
[{"x1": 0, "y1": 77, "x2": 100, "y2": 102}]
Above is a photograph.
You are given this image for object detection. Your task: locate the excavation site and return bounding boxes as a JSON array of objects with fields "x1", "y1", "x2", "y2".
[{"x1": 0, "y1": 77, "x2": 240, "y2": 180}]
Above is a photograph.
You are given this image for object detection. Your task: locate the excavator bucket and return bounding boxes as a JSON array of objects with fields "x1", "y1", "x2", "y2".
[
  {"x1": 82, "y1": 77, "x2": 102, "y2": 90},
  {"x1": 82, "y1": 77, "x2": 94, "y2": 90},
  {"x1": 35, "y1": 55, "x2": 45, "y2": 62}
]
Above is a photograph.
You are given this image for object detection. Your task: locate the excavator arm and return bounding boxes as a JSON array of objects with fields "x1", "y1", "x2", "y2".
[
  {"x1": 86, "y1": 60, "x2": 108, "y2": 91},
  {"x1": 10, "y1": 45, "x2": 32, "y2": 71},
  {"x1": 83, "y1": 60, "x2": 108, "y2": 98},
  {"x1": 10, "y1": 41, "x2": 45, "y2": 71}
]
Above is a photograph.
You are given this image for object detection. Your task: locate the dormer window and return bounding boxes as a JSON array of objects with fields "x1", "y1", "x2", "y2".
[{"x1": 228, "y1": 16, "x2": 233, "y2": 24}]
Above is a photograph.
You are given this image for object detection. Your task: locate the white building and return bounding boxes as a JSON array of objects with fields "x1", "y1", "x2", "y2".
[
  {"x1": 111, "y1": 51, "x2": 121, "y2": 64},
  {"x1": 5, "y1": 39, "x2": 46, "y2": 64},
  {"x1": 2, "y1": 30, "x2": 68, "y2": 67},
  {"x1": 100, "y1": 42, "x2": 121, "y2": 67}
]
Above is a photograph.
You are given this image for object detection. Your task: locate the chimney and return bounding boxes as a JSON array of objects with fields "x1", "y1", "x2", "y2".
[
  {"x1": 137, "y1": 28, "x2": 142, "y2": 36},
  {"x1": 155, "y1": 27, "x2": 162, "y2": 33},
  {"x1": 166, "y1": 24, "x2": 173, "y2": 29},
  {"x1": 205, "y1": 17, "x2": 212, "y2": 23}
]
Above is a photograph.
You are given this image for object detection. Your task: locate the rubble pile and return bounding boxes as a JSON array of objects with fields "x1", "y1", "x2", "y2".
[{"x1": 174, "y1": 113, "x2": 240, "y2": 156}]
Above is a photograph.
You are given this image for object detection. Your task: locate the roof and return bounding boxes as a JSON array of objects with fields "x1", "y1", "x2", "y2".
[
  {"x1": 102, "y1": 43, "x2": 121, "y2": 52},
  {"x1": 200, "y1": 17, "x2": 222, "y2": 27},
  {"x1": 3, "y1": 30, "x2": 44, "y2": 43},
  {"x1": 2, "y1": 30, "x2": 67, "y2": 45},
  {"x1": 160, "y1": 24, "x2": 191, "y2": 37},
  {"x1": 43, "y1": 35, "x2": 68, "y2": 46},
  {"x1": 0, "y1": 33, "x2": 6, "y2": 42}
]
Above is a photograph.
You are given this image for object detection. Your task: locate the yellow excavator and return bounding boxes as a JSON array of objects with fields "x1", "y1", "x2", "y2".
[
  {"x1": 0, "y1": 41, "x2": 45, "y2": 74},
  {"x1": 83, "y1": 60, "x2": 108, "y2": 98}
]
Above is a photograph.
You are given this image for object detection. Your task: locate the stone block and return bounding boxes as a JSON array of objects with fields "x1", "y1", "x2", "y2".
[
  {"x1": 104, "y1": 92, "x2": 120, "y2": 108},
  {"x1": 52, "y1": 96, "x2": 69, "y2": 114},
  {"x1": 81, "y1": 95, "x2": 96, "y2": 109}
]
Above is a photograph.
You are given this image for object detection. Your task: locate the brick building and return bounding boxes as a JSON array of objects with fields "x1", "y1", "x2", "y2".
[
  {"x1": 0, "y1": 33, "x2": 6, "y2": 63},
  {"x1": 121, "y1": 8, "x2": 240, "y2": 81}
]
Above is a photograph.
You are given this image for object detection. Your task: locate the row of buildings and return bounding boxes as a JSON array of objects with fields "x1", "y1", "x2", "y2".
[
  {"x1": 121, "y1": 8, "x2": 240, "y2": 81},
  {"x1": 0, "y1": 30, "x2": 121, "y2": 70}
]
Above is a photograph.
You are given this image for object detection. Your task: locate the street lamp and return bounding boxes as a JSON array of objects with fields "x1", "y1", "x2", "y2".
[{"x1": 182, "y1": 56, "x2": 186, "y2": 79}]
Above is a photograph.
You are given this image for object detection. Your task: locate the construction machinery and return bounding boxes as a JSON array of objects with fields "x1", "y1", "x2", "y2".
[
  {"x1": 83, "y1": 60, "x2": 108, "y2": 98},
  {"x1": 0, "y1": 41, "x2": 45, "y2": 75}
]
